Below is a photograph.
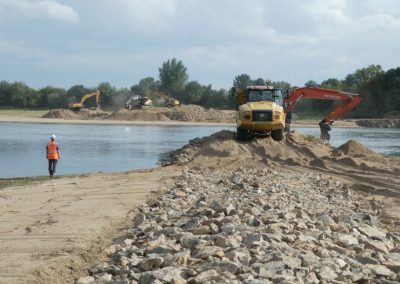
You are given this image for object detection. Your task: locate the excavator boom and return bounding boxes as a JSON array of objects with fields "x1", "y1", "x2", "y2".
[
  {"x1": 68, "y1": 90, "x2": 101, "y2": 110},
  {"x1": 284, "y1": 87, "x2": 361, "y2": 123},
  {"x1": 80, "y1": 90, "x2": 100, "y2": 105}
]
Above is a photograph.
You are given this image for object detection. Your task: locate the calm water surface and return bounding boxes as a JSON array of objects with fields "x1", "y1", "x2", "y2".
[{"x1": 0, "y1": 122, "x2": 399, "y2": 178}]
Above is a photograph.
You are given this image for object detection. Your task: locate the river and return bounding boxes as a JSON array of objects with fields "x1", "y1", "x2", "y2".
[{"x1": 0, "y1": 122, "x2": 399, "y2": 178}]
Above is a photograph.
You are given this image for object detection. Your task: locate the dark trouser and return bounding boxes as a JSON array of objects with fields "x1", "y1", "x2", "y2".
[
  {"x1": 320, "y1": 130, "x2": 331, "y2": 141},
  {"x1": 48, "y1": 159, "x2": 58, "y2": 176}
]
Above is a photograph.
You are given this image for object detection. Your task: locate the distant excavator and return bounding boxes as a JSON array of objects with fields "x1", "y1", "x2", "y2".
[
  {"x1": 164, "y1": 98, "x2": 180, "y2": 107},
  {"x1": 68, "y1": 90, "x2": 101, "y2": 111},
  {"x1": 125, "y1": 95, "x2": 153, "y2": 110}
]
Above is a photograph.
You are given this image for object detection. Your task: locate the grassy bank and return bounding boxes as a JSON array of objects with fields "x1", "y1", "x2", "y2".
[
  {"x1": 0, "y1": 176, "x2": 51, "y2": 190},
  {"x1": 0, "y1": 108, "x2": 49, "y2": 118}
]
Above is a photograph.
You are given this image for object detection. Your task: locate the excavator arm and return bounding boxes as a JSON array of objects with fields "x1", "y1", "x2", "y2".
[
  {"x1": 68, "y1": 90, "x2": 101, "y2": 110},
  {"x1": 80, "y1": 90, "x2": 100, "y2": 107},
  {"x1": 284, "y1": 87, "x2": 361, "y2": 123}
]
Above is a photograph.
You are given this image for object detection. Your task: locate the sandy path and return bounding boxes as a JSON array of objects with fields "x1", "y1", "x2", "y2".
[{"x1": 0, "y1": 166, "x2": 179, "y2": 284}]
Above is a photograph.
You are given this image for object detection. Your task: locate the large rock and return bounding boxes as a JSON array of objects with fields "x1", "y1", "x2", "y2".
[
  {"x1": 139, "y1": 257, "x2": 164, "y2": 271},
  {"x1": 138, "y1": 267, "x2": 187, "y2": 284},
  {"x1": 364, "y1": 239, "x2": 389, "y2": 255},
  {"x1": 358, "y1": 224, "x2": 387, "y2": 240},
  {"x1": 365, "y1": 264, "x2": 396, "y2": 278}
]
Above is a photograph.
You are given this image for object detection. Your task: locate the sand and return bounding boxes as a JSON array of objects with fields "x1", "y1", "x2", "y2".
[{"x1": 0, "y1": 167, "x2": 180, "y2": 284}]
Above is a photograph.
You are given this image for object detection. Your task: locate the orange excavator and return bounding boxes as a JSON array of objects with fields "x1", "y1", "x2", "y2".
[{"x1": 284, "y1": 87, "x2": 362, "y2": 140}]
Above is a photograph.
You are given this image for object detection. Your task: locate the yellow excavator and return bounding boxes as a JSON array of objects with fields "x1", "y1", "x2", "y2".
[
  {"x1": 68, "y1": 90, "x2": 101, "y2": 111},
  {"x1": 164, "y1": 98, "x2": 180, "y2": 107}
]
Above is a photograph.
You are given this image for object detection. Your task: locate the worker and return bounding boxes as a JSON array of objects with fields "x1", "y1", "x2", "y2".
[
  {"x1": 46, "y1": 134, "x2": 60, "y2": 177},
  {"x1": 319, "y1": 120, "x2": 333, "y2": 141}
]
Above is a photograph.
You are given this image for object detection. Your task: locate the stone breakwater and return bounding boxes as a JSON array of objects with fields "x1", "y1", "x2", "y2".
[
  {"x1": 356, "y1": 119, "x2": 400, "y2": 128},
  {"x1": 78, "y1": 167, "x2": 400, "y2": 284}
]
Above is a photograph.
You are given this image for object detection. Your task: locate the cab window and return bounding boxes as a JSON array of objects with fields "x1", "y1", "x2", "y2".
[
  {"x1": 248, "y1": 90, "x2": 273, "y2": 102},
  {"x1": 274, "y1": 90, "x2": 283, "y2": 106}
]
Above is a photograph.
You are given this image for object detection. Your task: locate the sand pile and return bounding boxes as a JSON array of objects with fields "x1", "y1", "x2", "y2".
[
  {"x1": 162, "y1": 105, "x2": 235, "y2": 122},
  {"x1": 42, "y1": 109, "x2": 82, "y2": 119},
  {"x1": 167, "y1": 130, "x2": 333, "y2": 170},
  {"x1": 42, "y1": 105, "x2": 236, "y2": 123},
  {"x1": 78, "y1": 109, "x2": 109, "y2": 119},
  {"x1": 336, "y1": 139, "x2": 379, "y2": 157},
  {"x1": 106, "y1": 105, "x2": 235, "y2": 122},
  {"x1": 107, "y1": 109, "x2": 170, "y2": 121},
  {"x1": 42, "y1": 109, "x2": 108, "y2": 120}
]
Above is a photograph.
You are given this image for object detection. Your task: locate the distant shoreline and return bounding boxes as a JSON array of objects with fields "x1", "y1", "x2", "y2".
[{"x1": 0, "y1": 115, "x2": 361, "y2": 128}]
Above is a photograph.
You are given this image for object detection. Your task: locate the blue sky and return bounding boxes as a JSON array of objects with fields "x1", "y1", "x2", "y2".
[{"x1": 0, "y1": 0, "x2": 399, "y2": 90}]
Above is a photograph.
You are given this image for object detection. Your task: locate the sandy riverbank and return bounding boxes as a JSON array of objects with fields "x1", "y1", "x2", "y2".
[
  {"x1": 1, "y1": 130, "x2": 399, "y2": 283},
  {"x1": 0, "y1": 167, "x2": 180, "y2": 284}
]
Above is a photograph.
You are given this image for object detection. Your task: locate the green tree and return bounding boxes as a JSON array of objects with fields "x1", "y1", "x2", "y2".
[
  {"x1": 270, "y1": 81, "x2": 291, "y2": 89},
  {"x1": 320, "y1": 78, "x2": 342, "y2": 90},
  {"x1": 97, "y1": 82, "x2": 116, "y2": 108},
  {"x1": 343, "y1": 64, "x2": 383, "y2": 92},
  {"x1": 66, "y1": 85, "x2": 88, "y2": 103},
  {"x1": 8, "y1": 82, "x2": 37, "y2": 108},
  {"x1": 253, "y1": 78, "x2": 266, "y2": 85},
  {"x1": 183, "y1": 81, "x2": 203, "y2": 104},
  {"x1": 0, "y1": 81, "x2": 13, "y2": 106},
  {"x1": 38, "y1": 86, "x2": 66, "y2": 108},
  {"x1": 305, "y1": 80, "x2": 318, "y2": 87},
  {"x1": 233, "y1": 74, "x2": 252, "y2": 90},
  {"x1": 131, "y1": 77, "x2": 160, "y2": 97},
  {"x1": 358, "y1": 67, "x2": 400, "y2": 117},
  {"x1": 159, "y1": 58, "x2": 188, "y2": 97}
]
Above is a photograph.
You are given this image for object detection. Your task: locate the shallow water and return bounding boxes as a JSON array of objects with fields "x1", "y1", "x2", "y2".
[{"x1": 0, "y1": 122, "x2": 399, "y2": 178}]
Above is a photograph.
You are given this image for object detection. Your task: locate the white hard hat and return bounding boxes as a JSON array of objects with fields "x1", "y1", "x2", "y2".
[{"x1": 50, "y1": 134, "x2": 56, "y2": 140}]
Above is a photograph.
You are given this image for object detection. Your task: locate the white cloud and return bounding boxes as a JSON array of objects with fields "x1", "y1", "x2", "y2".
[
  {"x1": 118, "y1": 0, "x2": 176, "y2": 30},
  {"x1": 0, "y1": 0, "x2": 79, "y2": 23}
]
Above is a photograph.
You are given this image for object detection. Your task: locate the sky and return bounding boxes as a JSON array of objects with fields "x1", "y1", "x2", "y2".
[{"x1": 0, "y1": 0, "x2": 399, "y2": 90}]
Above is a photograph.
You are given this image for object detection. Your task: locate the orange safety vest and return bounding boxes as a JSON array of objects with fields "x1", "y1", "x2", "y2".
[{"x1": 47, "y1": 141, "x2": 59, "y2": 160}]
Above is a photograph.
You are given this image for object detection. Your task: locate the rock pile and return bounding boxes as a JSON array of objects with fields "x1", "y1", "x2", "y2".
[
  {"x1": 78, "y1": 167, "x2": 400, "y2": 284},
  {"x1": 356, "y1": 119, "x2": 400, "y2": 128}
]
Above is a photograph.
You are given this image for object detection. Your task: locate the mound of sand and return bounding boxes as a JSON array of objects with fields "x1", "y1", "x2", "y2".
[
  {"x1": 78, "y1": 109, "x2": 109, "y2": 119},
  {"x1": 162, "y1": 105, "x2": 235, "y2": 122},
  {"x1": 42, "y1": 105, "x2": 235, "y2": 123},
  {"x1": 336, "y1": 139, "x2": 379, "y2": 157},
  {"x1": 42, "y1": 109, "x2": 82, "y2": 119},
  {"x1": 107, "y1": 109, "x2": 170, "y2": 121},
  {"x1": 166, "y1": 130, "x2": 332, "y2": 169},
  {"x1": 42, "y1": 109, "x2": 109, "y2": 120},
  {"x1": 165, "y1": 130, "x2": 399, "y2": 178}
]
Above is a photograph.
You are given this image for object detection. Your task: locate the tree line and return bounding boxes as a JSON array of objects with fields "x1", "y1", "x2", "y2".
[{"x1": 0, "y1": 59, "x2": 399, "y2": 118}]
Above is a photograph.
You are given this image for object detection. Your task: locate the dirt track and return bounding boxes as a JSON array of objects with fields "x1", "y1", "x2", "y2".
[
  {"x1": 1, "y1": 131, "x2": 399, "y2": 283},
  {"x1": 0, "y1": 167, "x2": 179, "y2": 284}
]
